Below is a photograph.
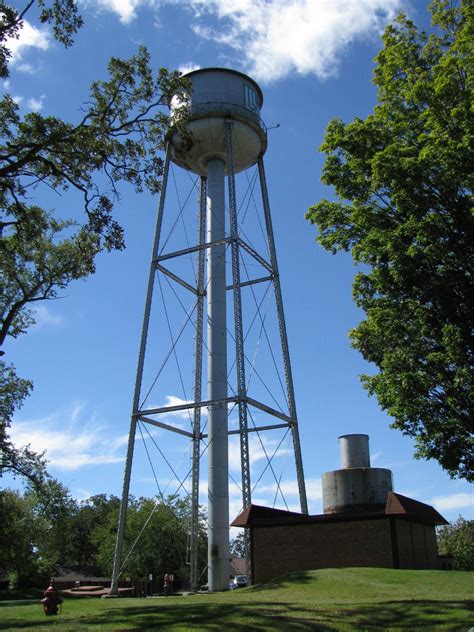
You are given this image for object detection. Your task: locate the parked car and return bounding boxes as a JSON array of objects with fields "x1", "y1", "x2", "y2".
[{"x1": 230, "y1": 575, "x2": 248, "y2": 590}]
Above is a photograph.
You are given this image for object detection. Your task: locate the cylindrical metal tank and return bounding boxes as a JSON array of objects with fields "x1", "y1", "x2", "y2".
[
  {"x1": 322, "y1": 434, "x2": 393, "y2": 514},
  {"x1": 322, "y1": 467, "x2": 393, "y2": 514},
  {"x1": 169, "y1": 68, "x2": 267, "y2": 175},
  {"x1": 339, "y1": 434, "x2": 370, "y2": 468}
]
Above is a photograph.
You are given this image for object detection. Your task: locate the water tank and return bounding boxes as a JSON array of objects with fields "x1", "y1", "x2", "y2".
[
  {"x1": 322, "y1": 434, "x2": 393, "y2": 514},
  {"x1": 169, "y1": 68, "x2": 267, "y2": 176}
]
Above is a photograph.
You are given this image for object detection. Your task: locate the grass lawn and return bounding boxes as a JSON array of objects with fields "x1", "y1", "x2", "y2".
[{"x1": 0, "y1": 568, "x2": 472, "y2": 631}]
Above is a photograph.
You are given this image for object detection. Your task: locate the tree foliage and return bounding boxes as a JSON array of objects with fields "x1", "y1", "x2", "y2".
[
  {"x1": 229, "y1": 532, "x2": 246, "y2": 557},
  {"x1": 0, "y1": 481, "x2": 77, "y2": 586},
  {"x1": 0, "y1": 0, "x2": 83, "y2": 79},
  {"x1": 438, "y1": 516, "x2": 474, "y2": 570},
  {"x1": 0, "y1": 489, "x2": 206, "y2": 589},
  {"x1": 0, "y1": 0, "x2": 188, "y2": 488},
  {"x1": 306, "y1": 0, "x2": 473, "y2": 480},
  {"x1": 94, "y1": 495, "x2": 207, "y2": 588},
  {"x1": 1, "y1": 47, "x2": 187, "y2": 254}
]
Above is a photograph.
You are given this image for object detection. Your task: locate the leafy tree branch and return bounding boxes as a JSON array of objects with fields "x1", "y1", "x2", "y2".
[
  {"x1": 306, "y1": 0, "x2": 473, "y2": 480},
  {"x1": 0, "y1": 1, "x2": 189, "y2": 490}
]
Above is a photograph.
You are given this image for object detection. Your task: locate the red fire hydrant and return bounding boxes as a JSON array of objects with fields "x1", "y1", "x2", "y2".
[{"x1": 41, "y1": 581, "x2": 63, "y2": 616}]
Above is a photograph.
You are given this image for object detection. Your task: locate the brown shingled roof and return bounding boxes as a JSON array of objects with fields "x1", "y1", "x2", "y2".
[
  {"x1": 385, "y1": 492, "x2": 448, "y2": 525},
  {"x1": 231, "y1": 504, "x2": 302, "y2": 527},
  {"x1": 231, "y1": 493, "x2": 448, "y2": 528}
]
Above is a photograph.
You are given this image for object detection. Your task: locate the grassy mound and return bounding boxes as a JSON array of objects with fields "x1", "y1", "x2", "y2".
[
  {"x1": 249, "y1": 566, "x2": 472, "y2": 602},
  {"x1": 0, "y1": 568, "x2": 472, "y2": 630}
]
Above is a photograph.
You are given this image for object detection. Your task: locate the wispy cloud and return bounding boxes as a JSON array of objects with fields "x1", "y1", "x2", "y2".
[
  {"x1": 27, "y1": 94, "x2": 46, "y2": 112},
  {"x1": 178, "y1": 62, "x2": 201, "y2": 75},
  {"x1": 73, "y1": 487, "x2": 95, "y2": 501},
  {"x1": 228, "y1": 434, "x2": 290, "y2": 472},
  {"x1": 255, "y1": 477, "x2": 322, "y2": 503},
  {"x1": 371, "y1": 450, "x2": 383, "y2": 465},
  {"x1": 430, "y1": 492, "x2": 473, "y2": 514},
  {"x1": 16, "y1": 62, "x2": 35, "y2": 74},
  {"x1": 11, "y1": 403, "x2": 127, "y2": 470},
  {"x1": 144, "y1": 395, "x2": 199, "y2": 430},
  {"x1": 5, "y1": 20, "x2": 50, "y2": 66},
  {"x1": 161, "y1": 395, "x2": 193, "y2": 416},
  {"x1": 31, "y1": 304, "x2": 63, "y2": 329},
  {"x1": 85, "y1": 0, "x2": 153, "y2": 24}
]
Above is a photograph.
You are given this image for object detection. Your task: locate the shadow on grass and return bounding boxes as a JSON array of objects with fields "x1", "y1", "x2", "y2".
[
  {"x1": 251, "y1": 571, "x2": 315, "y2": 592},
  {"x1": 0, "y1": 590, "x2": 42, "y2": 603},
  {"x1": 0, "y1": 600, "x2": 330, "y2": 631},
  {"x1": 0, "y1": 600, "x2": 42, "y2": 608},
  {"x1": 326, "y1": 600, "x2": 474, "y2": 630},
  {"x1": 1, "y1": 598, "x2": 472, "y2": 630}
]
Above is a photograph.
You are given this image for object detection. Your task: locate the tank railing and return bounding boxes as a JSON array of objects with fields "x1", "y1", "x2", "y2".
[{"x1": 188, "y1": 100, "x2": 267, "y2": 135}]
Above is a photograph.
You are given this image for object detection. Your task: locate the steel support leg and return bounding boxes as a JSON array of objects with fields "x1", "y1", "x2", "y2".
[
  {"x1": 226, "y1": 120, "x2": 252, "y2": 578},
  {"x1": 110, "y1": 146, "x2": 172, "y2": 595},
  {"x1": 257, "y1": 157, "x2": 308, "y2": 515},
  {"x1": 189, "y1": 177, "x2": 207, "y2": 592}
]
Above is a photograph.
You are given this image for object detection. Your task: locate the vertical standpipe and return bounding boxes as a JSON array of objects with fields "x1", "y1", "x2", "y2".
[
  {"x1": 206, "y1": 158, "x2": 230, "y2": 591},
  {"x1": 339, "y1": 434, "x2": 370, "y2": 469}
]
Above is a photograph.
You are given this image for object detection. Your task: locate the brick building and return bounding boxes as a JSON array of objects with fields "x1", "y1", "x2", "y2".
[
  {"x1": 232, "y1": 493, "x2": 448, "y2": 584},
  {"x1": 231, "y1": 435, "x2": 448, "y2": 584}
]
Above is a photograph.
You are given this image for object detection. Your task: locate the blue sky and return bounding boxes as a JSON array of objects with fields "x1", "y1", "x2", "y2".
[{"x1": 3, "y1": 0, "x2": 472, "y2": 525}]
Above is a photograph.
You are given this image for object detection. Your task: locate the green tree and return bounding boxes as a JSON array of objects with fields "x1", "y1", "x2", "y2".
[
  {"x1": 0, "y1": 488, "x2": 206, "y2": 588},
  {"x1": 0, "y1": 489, "x2": 40, "y2": 588},
  {"x1": 26, "y1": 479, "x2": 79, "y2": 573},
  {"x1": 230, "y1": 532, "x2": 246, "y2": 557},
  {"x1": 306, "y1": 0, "x2": 473, "y2": 480},
  {"x1": 69, "y1": 494, "x2": 121, "y2": 572},
  {"x1": 94, "y1": 495, "x2": 207, "y2": 589},
  {"x1": 0, "y1": 0, "x2": 188, "y2": 488},
  {"x1": 0, "y1": 482, "x2": 77, "y2": 587},
  {"x1": 438, "y1": 516, "x2": 474, "y2": 570}
]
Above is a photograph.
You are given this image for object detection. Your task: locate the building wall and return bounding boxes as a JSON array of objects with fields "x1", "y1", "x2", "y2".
[
  {"x1": 251, "y1": 519, "x2": 393, "y2": 584},
  {"x1": 395, "y1": 519, "x2": 440, "y2": 569}
]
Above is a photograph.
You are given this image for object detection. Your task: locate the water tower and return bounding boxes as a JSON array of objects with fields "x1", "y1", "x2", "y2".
[{"x1": 110, "y1": 68, "x2": 308, "y2": 594}]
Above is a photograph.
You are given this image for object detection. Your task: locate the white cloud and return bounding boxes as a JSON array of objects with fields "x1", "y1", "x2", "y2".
[
  {"x1": 228, "y1": 434, "x2": 290, "y2": 472},
  {"x1": 255, "y1": 477, "x2": 322, "y2": 503},
  {"x1": 73, "y1": 488, "x2": 94, "y2": 501},
  {"x1": 31, "y1": 304, "x2": 63, "y2": 329},
  {"x1": 145, "y1": 394, "x2": 198, "y2": 428},
  {"x1": 16, "y1": 62, "x2": 35, "y2": 74},
  {"x1": 86, "y1": 0, "x2": 153, "y2": 24},
  {"x1": 5, "y1": 20, "x2": 50, "y2": 66},
  {"x1": 178, "y1": 62, "x2": 201, "y2": 75},
  {"x1": 162, "y1": 394, "x2": 192, "y2": 413},
  {"x1": 78, "y1": 0, "x2": 402, "y2": 83},
  {"x1": 184, "y1": 0, "x2": 404, "y2": 82},
  {"x1": 430, "y1": 493, "x2": 473, "y2": 514},
  {"x1": 27, "y1": 94, "x2": 46, "y2": 111},
  {"x1": 11, "y1": 403, "x2": 126, "y2": 470},
  {"x1": 12, "y1": 94, "x2": 23, "y2": 105},
  {"x1": 371, "y1": 450, "x2": 383, "y2": 464}
]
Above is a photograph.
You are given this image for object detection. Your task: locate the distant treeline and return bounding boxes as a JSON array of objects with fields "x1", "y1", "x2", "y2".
[{"x1": 0, "y1": 484, "x2": 207, "y2": 590}]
